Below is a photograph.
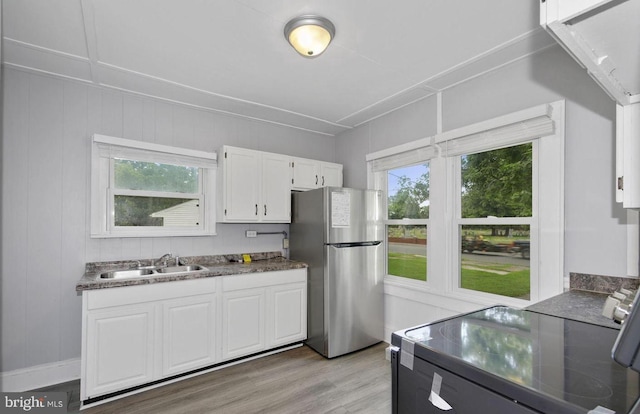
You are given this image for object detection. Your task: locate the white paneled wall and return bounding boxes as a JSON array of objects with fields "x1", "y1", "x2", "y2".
[{"x1": 1, "y1": 67, "x2": 336, "y2": 377}]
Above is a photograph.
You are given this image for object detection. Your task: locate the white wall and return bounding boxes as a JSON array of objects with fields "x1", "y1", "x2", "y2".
[
  {"x1": 0, "y1": 67, "x2": 337, "y2": 378},
  {"x1": 335, "y1": 44, "x2": 635, "y2": 338}
]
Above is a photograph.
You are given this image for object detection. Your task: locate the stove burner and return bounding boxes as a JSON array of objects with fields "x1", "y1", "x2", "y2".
[{"x1": 533, "y1": 365, "x2": 613, "y2": 399}]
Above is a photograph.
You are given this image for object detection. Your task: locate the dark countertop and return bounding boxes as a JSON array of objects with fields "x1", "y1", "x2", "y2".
[
  {"x1": 76, "y1": 251, "x2": 307, "y2": 291},
  {"x1": 526, "y1": 289, "x2": 620, "y2": 329}
]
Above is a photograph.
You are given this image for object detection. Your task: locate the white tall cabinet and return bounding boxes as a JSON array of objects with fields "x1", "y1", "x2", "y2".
[{"x1": 81, "y1": 269, "x2": 306, "y2": 403}]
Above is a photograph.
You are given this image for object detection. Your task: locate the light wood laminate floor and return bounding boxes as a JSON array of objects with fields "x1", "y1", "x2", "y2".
[{"x1": 80, "y1": 342, "x2": 391, "y2": 414}]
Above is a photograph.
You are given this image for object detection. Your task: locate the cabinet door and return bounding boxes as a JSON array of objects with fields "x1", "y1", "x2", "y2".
[
  {"x1": 222, "y1": 288, "x2": 266, "y2": 360},
  {"x1": 222, "y1": 147, "x2": 260, "y2": 221},
  {"x1": 616, "y1": 103, "x2": 640, "y2": 208},
  {"x1": 262, "y1": 153, "x2": 292, "y2": 222},
  {"x1": 267, "y1": 282, "x2": 307, "y2": 347},
  {"x1": 162, "y1": 294, "x2": 216, "y2": 377},
  {"x1": 292, "y1": 157, "x2": 320, "y2": 190},
  {"x1": 320, "y1": 162, "x2": 343, "y2": 187},
  {"x1": 85, "y1": 305, "x2": 155, "y2": 398}
]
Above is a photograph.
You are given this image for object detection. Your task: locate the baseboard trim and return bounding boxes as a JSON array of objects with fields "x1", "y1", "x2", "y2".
[{"x1": 1, "y1": 358, "x2": 80, "y2": 392}]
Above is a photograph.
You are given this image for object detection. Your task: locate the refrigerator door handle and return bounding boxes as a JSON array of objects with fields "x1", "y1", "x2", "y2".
[{"x1": 326, "y1": 241, "x2": 382, "y2": 248}]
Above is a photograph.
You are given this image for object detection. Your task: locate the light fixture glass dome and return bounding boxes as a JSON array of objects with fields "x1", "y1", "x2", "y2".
[{"x1": 284, "y1": 15, "x2": 335, "y2": 58}]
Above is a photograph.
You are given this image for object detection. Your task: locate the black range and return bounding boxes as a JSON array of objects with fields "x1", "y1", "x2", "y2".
[{"x1": 391, "y1": 306, "x2": 640, "y2": 413}]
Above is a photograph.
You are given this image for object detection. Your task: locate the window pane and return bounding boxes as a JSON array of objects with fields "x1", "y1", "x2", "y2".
[
  {"x1": 461, "y1": 143, "x2": 532, "y2": 218},
  {"x1": 115, "y1": 196, "x2": 200, "y2": 227},
  {"x1": 387, "y1": 163, "x2": 429, "y2": 219},
  {"x1": 460, "y1": 225, "x2": 530, "y2": 299},
  {"x1": 114, "y1": 159, "x2": 199, "y2": 193},
  {"x1": 388, "y1": 225, "x2": 427, "y2": 281}
]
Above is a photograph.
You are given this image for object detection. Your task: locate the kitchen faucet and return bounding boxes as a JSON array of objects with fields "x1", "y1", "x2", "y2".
[{"x1": 157, "y1": 253, "x2": 174, "y2": 267}]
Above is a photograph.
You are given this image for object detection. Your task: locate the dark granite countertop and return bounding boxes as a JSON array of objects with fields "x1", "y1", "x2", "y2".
[
  {"x1": 76, "y1": 251, "x2": 307, "y2": 291},
  {"x1": 526, "y1": 289, "x2": 620, "y2": 329}
]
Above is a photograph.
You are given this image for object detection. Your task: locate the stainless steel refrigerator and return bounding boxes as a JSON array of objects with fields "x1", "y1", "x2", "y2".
[{"x1": 291, "y1": 187, "x2": 384, "y2": 358}]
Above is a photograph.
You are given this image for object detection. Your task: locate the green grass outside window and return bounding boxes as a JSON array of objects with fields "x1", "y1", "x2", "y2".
[{"x1": 387, "y1": 252, "x2": 530, "y2": 298}]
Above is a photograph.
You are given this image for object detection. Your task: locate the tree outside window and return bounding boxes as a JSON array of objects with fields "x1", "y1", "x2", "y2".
[
  {"x1": 387, "y1": 163, "x2": 429, "y2": 281},
  {"x1": 459, "y1": 143, "x2": 532, "y2": 299}
]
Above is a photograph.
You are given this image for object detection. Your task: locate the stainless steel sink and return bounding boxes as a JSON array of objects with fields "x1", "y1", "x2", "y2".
[
  {"x1": 99, "y1": 268, "x2": 156, "y2": 279},
  {"x1": 156, "y1": 265, "x2": 208, "y2": 274},
  {"x1": 99, "y1": 264, "x2": 209, "y2": 279}
]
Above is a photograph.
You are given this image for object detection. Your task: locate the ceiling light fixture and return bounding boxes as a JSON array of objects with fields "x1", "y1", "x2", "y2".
[{"x1": 284, "y1": 15, "x2": 335, "y2": 58}]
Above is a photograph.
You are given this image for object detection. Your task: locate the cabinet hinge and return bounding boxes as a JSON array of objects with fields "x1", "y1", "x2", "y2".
[
  {"x1": 618, "y1": 176, "x2": 624, "y2": 190},
  {"x1": 224, "y1": 209, "x2": 227, "y2": 215},
  {"x1": 225, "y1": 151, "x2": 227, "y2": 159},
  {"x1": 291, "y1": 161, "x2": 294, "y2": 167},
  {"x1": 292, "y1": 178, "x2": 294, "y2": 184}
]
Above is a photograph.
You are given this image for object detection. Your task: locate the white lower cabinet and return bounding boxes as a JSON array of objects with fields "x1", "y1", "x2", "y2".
[
  {"x1": 81, "y1": 269, "x2": 307, "y2": 402},
  {"x1": 85, "y1": 304, "x2": 155, "y2": 397},
  {"x1": 162, "y1": 294, "x2": 216, "y2": 377},
  {"x1": 221, "y1": 269, "x2": 307, "y2": 361},
  {"x1": 82, "y1": 279, "x2": 217, "y2": 400},
  {"x1": 222, "y1": 288, "x2": 266, "y2": 360},
  {"x1": 268, "y1": 282, "x2": 307, "y2": 347}
]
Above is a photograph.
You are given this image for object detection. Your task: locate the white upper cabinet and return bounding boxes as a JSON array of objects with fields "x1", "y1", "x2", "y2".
[
  {"x1": 291, "y1": 157, "x2": 343, "y2": 190},
  {"x1": 320, "y1": 162, "x2": 344, "y2": 188},
  {"x1": 219, "y1": 147, "x2": 261, "y2": 221},
  {"x1": 218, "y1": 146, "x2": 292, "y2": 223},
  {"x1": 542, "y1": 0, "x2": 640, "y2": 209},
  {"x1": 218, "y1": 146, "x2": 343, "y2": 222},
  {"x1": 616, "y1": 104, "x2": 640, "y2": 209},
  {"x1": 291, "y1": 157, "x2": 320, "y2": 190},
  {"x1": 261, "y1": 152, "x2": 292, "y2": 222},
  {"x1": 540, "y1": 0, "x2": 640, "y2": 106}
]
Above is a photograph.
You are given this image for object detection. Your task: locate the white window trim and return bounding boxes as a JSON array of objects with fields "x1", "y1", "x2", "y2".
[
  {"x1": 90, "y1": 134, "x2": 217, "y2": 238},
  {"x1": 367, "y1": 101, "x2": 565, "y2": 307}
]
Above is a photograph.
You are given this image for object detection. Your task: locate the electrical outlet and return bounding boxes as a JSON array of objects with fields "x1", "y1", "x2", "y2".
[
  {"x1": 245, "y1": 230, "x2": 257, "y2": 238},
  {"x1": 283, "y1": 238, "x2": 289, "y2": 249}
]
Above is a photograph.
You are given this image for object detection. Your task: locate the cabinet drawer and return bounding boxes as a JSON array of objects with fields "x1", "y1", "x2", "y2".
[
  {"x1": 87, "y1": 278, "x2": 217, "y2": 310},
  {"x1": 222, "y1": 269, "x2": 306, "y2": 292}
]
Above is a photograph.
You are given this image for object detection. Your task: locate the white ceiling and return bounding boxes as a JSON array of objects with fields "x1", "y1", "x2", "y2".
[{"x1": 2, "y1": 0, "x2": 556, "y2": 136}]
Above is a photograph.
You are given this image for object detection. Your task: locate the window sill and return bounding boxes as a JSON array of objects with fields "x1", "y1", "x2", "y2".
[
  {"x1": 91, "y1": 231, "x2": 217, "y2": 238},
  {"x1": 384, "y1": 277, "x2": 532, "y2": 310}
]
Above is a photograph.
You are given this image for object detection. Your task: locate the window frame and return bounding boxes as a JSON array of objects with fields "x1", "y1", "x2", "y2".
[
  {"x1": 383, "y1": 162, "x2": 432, "y2": 284},
  {"x1": 451, "y1": 141, "x2": 538, "y2": 301},
  {"x1": 367, "y1": 101, "x2": 564, "y2": 306},
  {"x1": 91, "y1": 134, "x2": 217, "y2": 238}
]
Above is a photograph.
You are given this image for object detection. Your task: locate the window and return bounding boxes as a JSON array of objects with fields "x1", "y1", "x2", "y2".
[
  {"x1": 387, "y1": 163, "x2": 430, "y2": 281},
  {"x1": 367, "y1": 102, "x2": 564, "y2": 305},
  {"x1": 458, "y1": 143, "x2": 532, "y2": 299},
  {"x1": 91, "y1": 134, "x2": 217, "y2": 237}
]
